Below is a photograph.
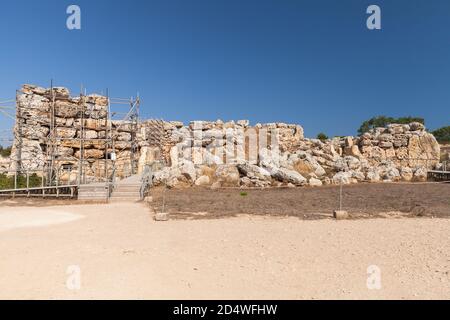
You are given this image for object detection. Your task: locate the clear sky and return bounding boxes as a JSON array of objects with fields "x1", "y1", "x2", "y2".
[{"x1": 0, "y1": 0, "x2": 449, "y2": 139}]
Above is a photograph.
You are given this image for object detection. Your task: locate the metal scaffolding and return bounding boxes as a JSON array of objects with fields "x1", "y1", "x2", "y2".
[{"x1": 1, "y1": 82, "x2": 140, "y2": 190}]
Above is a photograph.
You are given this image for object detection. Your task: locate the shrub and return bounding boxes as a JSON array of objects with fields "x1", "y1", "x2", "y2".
[
  {"x1": 0, "y1": 145, "x2": 12, "y2": 157},
  {"x1": 0, "y1": 173, "x2": 43, "y2": 190},
  {"x1": 432, "y1": 126, "x2": 450, "y2": 144},
  {"x1": 357, "y1": 116, "x2": 425, "y2": 135},
  {"x1": 316, "y1": 133, "x2": 328, "y2": 141}
]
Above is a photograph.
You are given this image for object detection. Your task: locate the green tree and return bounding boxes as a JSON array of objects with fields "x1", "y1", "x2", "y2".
[
  {"x1": 0, "y1": 145, "x2": 12, "y2": 157},
  {"x1": 432, "y1": 126, "x2": 450, "y2": 144},
  {"x1": 0, "y1": 173, "x2": 43, "y2": 190},
  {"x1": 316, "y1": 133, "x2": 329, "y2": 141},
  {"x1": 357, "y1": 116, "x2": 425, "y2": 135}
]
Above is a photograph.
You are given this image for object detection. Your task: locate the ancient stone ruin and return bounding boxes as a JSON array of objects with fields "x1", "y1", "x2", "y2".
[{"x1": 4, "y1": 84, "x2": 442, "y2": 188}]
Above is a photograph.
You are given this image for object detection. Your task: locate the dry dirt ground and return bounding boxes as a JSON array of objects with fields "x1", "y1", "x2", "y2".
[
  {"x1": 151, "y1": 183, "x2": 450, "y2": 220},
  {"x1": 0, "y1": 184, "x2": 449, "y2": 300}
]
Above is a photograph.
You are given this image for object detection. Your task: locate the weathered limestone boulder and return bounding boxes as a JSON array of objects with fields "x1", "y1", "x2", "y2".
[
  {"x1": 285, "y1": 151, "x2": 326, "y2": 177},
  {"x1": 84, "y1": 104, "x2": 107, "y2": 119},
  {"x1": 214, "y1": 164, "x2": 240, "y2": 187},
  {"x1": 195, "y1": 175, "x2": 211, "y2": 186},
  {"x1": 400, "y1": 167, "x2": 413, "y2": 181},
  {"x1": 350, "y1": 170, "x2": 365, "y2": 181},
  {"x1": 21, "y1": 123, "x2": 50, "y2": 139},
  {"x1": 0, "y1": 155, "x2": 10, "y2": 171},
  {"x1": 333, "y1": 156, "x2": 361, "y2": 171},
  {"x1": 56, "y1": 127, "x2": 77, "y2": 139},
  {"x1": 137, "y1": 146, "x2": 161, "y2": 174},
  {"x1": 413, "y1": 166, "x2": 428, "y2": 182},
  {"x1": 85, "y1": 94, "x2": 108, "y2": 106},
  {"x1": 10, "y1": 139, "x2": 46, "y2": 170},
  {"x1": 384, "y1": 166, "x2": 400, "y2": 181},
  {"x1": 17, "y1": 93, "x2": 50, "y2": 112},
  {"x1": 116, "y1": 132, "x2": 132, "y2": 141},
  {"x1": 332, "y1": 171, "x2": 353, "y2": 185},
  {"x1": 74, "y1": 149, "x2": 104, "y2": 159},
  {"x1": 55, "y1": 146, "x2": 75, "y2": 157},
  {"x1": 258, "y1": 148, "x2": 280, "y2": 169},
  {"x1": 308, "y1": 177, "x2": 323, "y2": 187},
  {"x1": 407, "y1": 134, "x2": 440, "y2": 168},
  {"x1": 373, "y1": 161, "x2": 400, "y2": 181},
  {"x1": 237, "y1": 120, "x2": 250, "y2": 127},
  {"x1": 271, "y1": 167, "x2": 307, "y2": 185},
  {"x1": 178, "y1": 160, "x2": 197, "y2": 182},
  {"x1": 55, "y1": 100, "x2": 79, "y2": 118},
  {"x1": 237, "y1": 162, "x2": 271, "y2": 181},
  {"x1": 153, "y1": 166, "x2": 185, "y2": 188},
  {"x1": 81, "y1": 130, "x2": 98, "y2": 140}
]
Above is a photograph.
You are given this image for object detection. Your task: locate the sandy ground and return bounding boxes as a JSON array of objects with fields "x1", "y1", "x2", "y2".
[{"x1": 0, "y1": 202, "x2": 449, "y2": 300}]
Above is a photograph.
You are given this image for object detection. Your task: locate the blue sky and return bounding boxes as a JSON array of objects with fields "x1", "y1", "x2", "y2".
[{"x1": 0, "y1": 0, "x2": 449, "y2": 139}]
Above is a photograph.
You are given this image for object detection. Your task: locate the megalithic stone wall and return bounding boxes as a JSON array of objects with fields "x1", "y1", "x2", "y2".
[{"x1": 7, "y1": 84, "x2": 442, "y2": 187}]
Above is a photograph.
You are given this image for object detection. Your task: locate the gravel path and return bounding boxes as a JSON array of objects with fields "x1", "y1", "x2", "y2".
[{"x1": 0, "y1": 202, "x2": 449, "y2": 299}]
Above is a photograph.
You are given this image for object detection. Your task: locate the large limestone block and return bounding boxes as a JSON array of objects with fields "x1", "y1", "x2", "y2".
[
  {"x1": 79, "y1": 119, "x2": 107, "y2": 131},
  {"x1": 84, "y1": 103, "x2": 107, "y2": 119},
  {"x1": 10, "y1": 139, "x2": 46, "y2": 170},
  {"x1": 413, "y1": 166, "x2": 428, "y2": 181},
  {"x1": 400, "y1": 167, "x2": 413, "y2": 181},
  {"x1": 116, "y1": 132, "x2": 132, "y2": 142},
  {"x1": 271, "y1": 167, "x2": 307, "y2": 185},
  {"x1": 78, "y1": 130, "x2": 98, "y2": 139},
  {"x1": 52, "y1": 87, "x2": 71, "y2": 98},
  {"x1": 237, "y1": 163, "x2": 271, "y2": 181},
  {"x1": 0, "y1": 156, "x2": 10, "y2": 171},
  {"x1": 332, "y1": 171, "x2": 353, "y2": 185},
  {"x1": 74, "y1": 149, "x2": 105, "y2": 159},
  {"x1": 137, "y1": 146, "x2": 161, "y2": 174},
  {"x1": 179, "y1": 160, "x2": 197, "y2": 182},
  {"x1": 55, "y1": 100, "x2": 79, "y2": 118},
  {"x1": 56, "y1": 127, "x2": 77, "y2": 139},
  {"x1": 407, "y1": 134, "x2": 440, "y2": 168},
  {"x1": 21, "y1": 123, "x2": 50, "y2": 139},
  {"x1": 361, "y1": 146, "x2": 386, "y2": 163},
  {"x1": 54, "y1": 146, "x2": 75, "y2": 158},
  {"x1": 85, "y1": 94, "x2": 108, "y2": 106},
  {"x1": 195, "y1": 175, "x2": 211, "y2": 186},
  {"x1": 17, "y1": 93, "x2": 50, "y2": 110},
  {"x1": 214, "y1": 164, "x2": 240, "y2": 187}
]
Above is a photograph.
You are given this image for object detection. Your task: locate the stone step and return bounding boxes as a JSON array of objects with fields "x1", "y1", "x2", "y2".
[
  {"x1": 114, "y1": 186, "x2": 141, "y2": 192},
  {"x1": 78, "y1": 187, "x2": 108, "y2": 193},
  {"x1": 78, "y1": 195, "x2": 108, "y2": 200},
  {"x1": 110, "y1": 192, "x2": 141, "y2": 198},
  {"x1": 109, "y1": 197, "x2": 140, "y2": 203},
  {"x1": 115, "y1": 183, "x2": 141, "y2": 188},
  {"x1": 78, "y1": 187, "x2": 109, "y2": 200}
]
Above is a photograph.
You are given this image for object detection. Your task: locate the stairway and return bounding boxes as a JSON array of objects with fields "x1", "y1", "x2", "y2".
[
  {"x1": 109, "y1": 175, "x2": 142, "y2": 203},
  {"x1": 78, "y1": 183, "x2": 109, "y2": 201}
]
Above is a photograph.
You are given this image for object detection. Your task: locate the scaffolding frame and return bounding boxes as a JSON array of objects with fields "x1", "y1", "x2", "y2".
[{"x1": 7, "y1": 82, "x2": 140, "y2": 188}]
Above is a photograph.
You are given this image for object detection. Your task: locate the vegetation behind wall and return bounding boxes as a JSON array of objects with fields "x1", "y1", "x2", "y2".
[
  {"x1": 0, "y1": 146, "x2": 12, "y2": 158},
  {"x1": 0, "y1": 173, "x2": 43, "y2": 190}
]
